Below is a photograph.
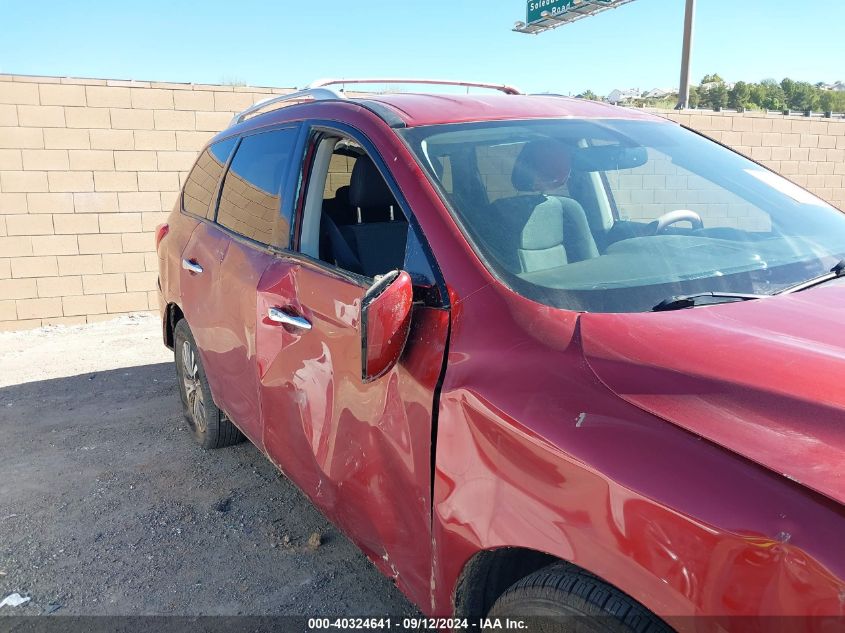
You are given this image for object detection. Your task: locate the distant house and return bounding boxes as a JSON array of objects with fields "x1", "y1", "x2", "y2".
[
  {"x1": 700, "y1": 81, "x2": 736, "y2": 91},
  {"x1": 607, "y1": 88, "x2": 640, "y2": 104},
  {"x1": 821, "y1": 81, "x2": 845, "y2": 92},
  {"x1": 643, "y1": 88, "x2": 676, "y2": 99}
]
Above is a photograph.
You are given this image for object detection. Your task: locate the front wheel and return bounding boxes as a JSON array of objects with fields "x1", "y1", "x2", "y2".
[
  {"x1": 487, "y1": 564, "x2": 671, "y2": 633},
  {"x1": 173, "y1": 319, "x2": 244, "y2": 449}
]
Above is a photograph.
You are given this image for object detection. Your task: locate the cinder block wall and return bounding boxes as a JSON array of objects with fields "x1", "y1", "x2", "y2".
[
  {"x1": 654, "y1": 109, "x2": 845, "y2": 206},
  {"x1": 1, "y1": 75, "x2": 844, "y2": 332},
  {"x1": 0, "y1": 74, "x2": 294, "y2": 331}
]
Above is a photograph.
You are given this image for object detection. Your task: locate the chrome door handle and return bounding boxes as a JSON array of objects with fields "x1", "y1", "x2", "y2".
[
  {"x1": 268, "y1": 307, "x2": 312, "y2": 330},
  {"x1": 182, "y1": 258, "x2": 203, "y2": 274}
]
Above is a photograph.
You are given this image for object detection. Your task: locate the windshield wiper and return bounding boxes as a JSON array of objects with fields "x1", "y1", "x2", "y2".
[
  {"x1": 653, "y1": 291, "x2": 768, "y2": 312},
  {"x1": 652, "y1": 259, "x2": 845, "y2": 310},
  {"x1": 776, "y1": 259, "x2": 845, "y2": 295}
]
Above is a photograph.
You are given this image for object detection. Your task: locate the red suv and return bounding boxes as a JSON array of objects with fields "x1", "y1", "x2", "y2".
[{"x1": 157, "y1": 79, "x2": 845, "y2": 631}]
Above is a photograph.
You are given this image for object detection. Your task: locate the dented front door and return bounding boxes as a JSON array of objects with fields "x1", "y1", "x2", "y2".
[{"x1": 256, "y1": 256, "x2": 449, "y2": 608}]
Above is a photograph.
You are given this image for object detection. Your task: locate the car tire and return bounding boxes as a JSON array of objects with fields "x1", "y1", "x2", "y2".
[
  {"x1": 487, "y1": 564, "x2": 670, "y2": 633},
  {"x1": 173, "y1": 319, "x2": 244, "y2": 449}
]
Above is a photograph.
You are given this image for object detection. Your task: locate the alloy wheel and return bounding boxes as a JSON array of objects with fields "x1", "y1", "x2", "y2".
[{"x1": 181, "y1": 340, "x2": 207, "y2": 432}]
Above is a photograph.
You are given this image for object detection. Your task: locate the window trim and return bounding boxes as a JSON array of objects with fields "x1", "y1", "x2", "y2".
[
  {"x1": 208, "y1": 135, "x2": 241, "y2": 222},
  {"x1": 290, "y1": 120, "x2": 448, "y2": 307},
  {"x1": 275, "y1": 248, "x2": 375, "y2": 289},
  {"x1": 298, "y1": 134, "x2": 337, "y2": 259}
]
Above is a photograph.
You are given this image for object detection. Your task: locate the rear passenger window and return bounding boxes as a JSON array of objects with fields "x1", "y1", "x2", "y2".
[
  {"x1": 182, "y1": 137, "x2": 237, "y2": 218},
  {"x1": 217, "y1": 127, "x2": 298, "y2": 248}
]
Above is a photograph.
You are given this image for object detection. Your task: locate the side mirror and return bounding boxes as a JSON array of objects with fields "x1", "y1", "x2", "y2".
[{"x1": 361, "y1": 270, "x2": 414, "y2": 382}]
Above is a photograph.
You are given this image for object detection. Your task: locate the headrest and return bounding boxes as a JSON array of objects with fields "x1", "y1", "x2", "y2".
[
  {"x1": 349, "y1": 157, "x2": 396, "y2": 208},
  {"x1": 511, "y1": 140, "x2": 572, "y2": 193},
  {"x1": 333, "y1": 185, "x2": 350, "y2": 205}
]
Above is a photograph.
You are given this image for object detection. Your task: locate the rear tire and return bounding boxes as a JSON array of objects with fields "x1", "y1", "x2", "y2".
[
  {"x1": 173, "y1": 319, "x2": 243, "y2": 449},
  {"x1": 487, "y1": 564, "x2": 670, "y2": 633}
]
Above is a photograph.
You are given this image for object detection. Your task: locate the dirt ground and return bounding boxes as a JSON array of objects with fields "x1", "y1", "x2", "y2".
[{"x1": 0, "y1": 314, "x2": 417, "y2": 616}]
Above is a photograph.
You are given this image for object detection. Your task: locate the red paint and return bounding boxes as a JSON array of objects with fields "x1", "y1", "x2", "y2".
[
  {"x1": 154, "y1": 222, "x2": 169, "y2": 250},
  {"x1": 580, "y1": 286, "x2": 845, "y2": 506},
  {"x1": 429, "y1": 284, "x2": 845, "y2": 626},
  {"x1": 255, "y1": 257, "x2": 448, "y2": 607},
  {"x1": 362, "y1": 271, "x2": 414, "y2": 381},
  {"x1": 158, "y1": 92, "x2": 845, "y2": 627},
  {"x1": 365, "y1": 93, "x2": 661, "y2": 127}
]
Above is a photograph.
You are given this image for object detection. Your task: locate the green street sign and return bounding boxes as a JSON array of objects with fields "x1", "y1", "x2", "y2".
[{"x1": 526, "y1": 0, "x2": 612, "y2": 24}]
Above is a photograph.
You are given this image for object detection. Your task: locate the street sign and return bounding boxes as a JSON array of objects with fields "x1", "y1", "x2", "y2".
[
  {"x1": 516, "y1": 0, "x2": 635, "y2": 34},
  {"x1": 526, "y1": 0, "x2": 612, "y2": 25}
]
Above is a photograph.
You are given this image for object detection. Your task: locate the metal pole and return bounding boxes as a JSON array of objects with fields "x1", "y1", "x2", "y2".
[{"x1": 675, "y1": 0, "x2": 696, "y2": 109}]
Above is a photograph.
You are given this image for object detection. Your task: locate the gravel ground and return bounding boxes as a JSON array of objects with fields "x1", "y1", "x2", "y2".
[{"x1": 0, "y1": 314, "x2": 417, "y2": 616}]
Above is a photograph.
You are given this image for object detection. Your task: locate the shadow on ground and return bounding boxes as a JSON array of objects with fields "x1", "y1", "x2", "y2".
[{"x1": 0, "y1": 362, "x2": 417, "y2": 616}]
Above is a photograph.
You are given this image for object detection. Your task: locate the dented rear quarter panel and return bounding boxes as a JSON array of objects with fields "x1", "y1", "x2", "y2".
[
  {"x1": 157, "y1": 200, "x2": 199, "y2": 336},
  {"x1": 430, "y1": 282, "x2": 845, "y2": 628}
]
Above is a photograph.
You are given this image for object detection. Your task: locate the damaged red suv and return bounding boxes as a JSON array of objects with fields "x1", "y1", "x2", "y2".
[{"x1": 157, "y1": 79, "x2": 845, "y2": 631}]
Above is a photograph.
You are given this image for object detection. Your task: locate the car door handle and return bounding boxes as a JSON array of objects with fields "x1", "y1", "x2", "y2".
[
  {"x1": 182, "y1": 258, "x2": 203, "y2": 274},
  {"x1": 268, "y1": 307, "x2": 312, "y2": 330}
]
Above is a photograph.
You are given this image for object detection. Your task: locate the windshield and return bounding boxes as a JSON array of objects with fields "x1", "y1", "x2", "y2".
[{"x1": 400, "y1": 119, "x2": 845, "y2": 312}]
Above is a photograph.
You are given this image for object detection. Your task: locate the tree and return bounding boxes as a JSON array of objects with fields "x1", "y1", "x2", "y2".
[
  {"x1": 577, "y1": 90, "x2": 599, "y2": 101},
  {"x1": 780, "y1": 77, "x2": 797, "y2": 103},
  {"x1": 697, "y1": 85, "x2": 710, "y2": 108},
  {"x1": 728, "y1": 81, "x2": 751, "y2": 109},
  {"x1": 756, "y1": 79, "x2": 786, "y2": 110},
  {"x1": 819, "y1": 90, "x2": 836, "y2": 112},
  {"x1": 787, "y1": 81, "x2": 820, "y2": 111},
  {"x1": 819, "y1": 90, "x2": 845, "y2": 112},
  {"x1": 706, "y1": 83, "x2": 728, "y2": 109},
  {"x1": 700, "y1": 73, "x2": 724, "y2": 84}
]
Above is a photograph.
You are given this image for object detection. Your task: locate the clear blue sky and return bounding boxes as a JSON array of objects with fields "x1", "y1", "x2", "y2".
[{"x1": 1, "y1": 0, "x2": 842, "y2": 96}]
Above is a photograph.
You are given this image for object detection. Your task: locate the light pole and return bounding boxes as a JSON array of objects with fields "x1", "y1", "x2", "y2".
[
  {"x1": 512, "y1": 0, "x2": 695, "y2": 109},
  {"x1": 675, "y1": 0, "x2": 696, "y2": 109}
]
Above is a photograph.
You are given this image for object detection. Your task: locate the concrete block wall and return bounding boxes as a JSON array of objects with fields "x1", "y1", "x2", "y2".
[
  {"x1": 0, "y1": 74, "x2": 294, "y2": 331},
  {"x1": 0, "y1": 75, "x2": 844, "y2": 331},
  {"x1": 654, "y1": 109, "x2": 845, "y2": 207}
]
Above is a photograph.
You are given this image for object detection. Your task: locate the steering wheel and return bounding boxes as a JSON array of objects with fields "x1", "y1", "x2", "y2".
[{"x1": 652, "y1": 209, "x2": 703, "y2": 234}]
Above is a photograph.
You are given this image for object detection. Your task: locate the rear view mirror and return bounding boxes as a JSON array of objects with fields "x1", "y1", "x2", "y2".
[
  {"x1": 361, "y1": 270, "x2": 414, "y2": 381},
  {"x1": 572, "y1": 145, "x2": 648, "y2": 172}
]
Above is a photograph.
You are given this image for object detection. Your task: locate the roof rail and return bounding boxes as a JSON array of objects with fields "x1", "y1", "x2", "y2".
[
  {"x1": 307, "y1": 78, "x2": 522, "y2": 95},
  {"x1": 228, "y1": 86, "x2": 346, "y2": 127},
  {"x1": 228, "y1": 78, "x2": 523, "y2": 128}
]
